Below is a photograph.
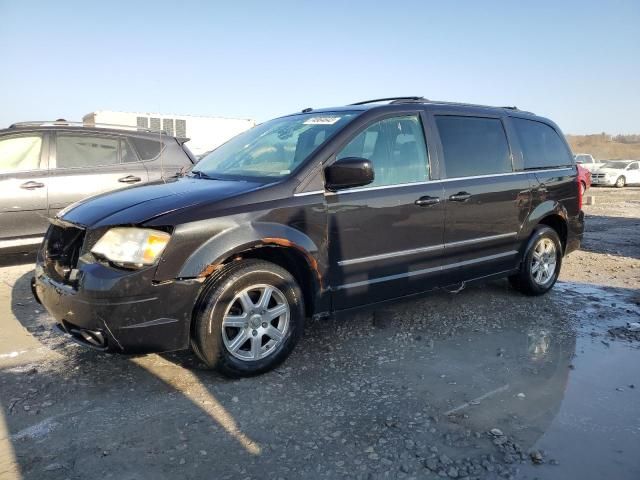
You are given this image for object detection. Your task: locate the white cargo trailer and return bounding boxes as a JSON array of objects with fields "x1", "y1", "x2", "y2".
[{"x1": 82, "y1": 110, "x2": 255, "y2": 156}]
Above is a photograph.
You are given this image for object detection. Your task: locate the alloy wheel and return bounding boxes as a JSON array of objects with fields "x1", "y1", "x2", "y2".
[
  {"x1": 221, "y1": 284, "x2": 290, "y2": 361},
  {"x1": 531, "y1": 238, "x2": 557, "y2": 285}
]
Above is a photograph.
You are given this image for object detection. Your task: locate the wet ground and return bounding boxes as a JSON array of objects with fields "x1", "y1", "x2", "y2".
[{"x1": 1, "y1": 187, "x2": 639, "y2": 480}]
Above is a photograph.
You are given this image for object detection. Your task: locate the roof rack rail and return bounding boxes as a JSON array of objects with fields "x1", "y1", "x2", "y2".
[
  {"x1": 425, "y1": 100, "x2": 535, "y2": 115},
  {"x1": 8, "y1": 120, "x2": 169, "y2": 135},
  {"x1": 348, "y1": 97, "x2": 533, "y2": 114},
  {"x1": 425, "y1": 100, "x2": 499, "y2": 109},
  {"x1": 500, "y1": 105, "x2": 535, "y2": 114},
  {"x1": 350, "y1": 96, "x2": 427, "y2": 105}
]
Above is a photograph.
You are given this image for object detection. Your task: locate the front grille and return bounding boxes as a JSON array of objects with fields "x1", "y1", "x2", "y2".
[
  {"x1": 43, "y1": 222, "x2": 86, "y2": 285},
  {"x1": 592, "y1": 174, "x2": 605, "y2": 179}
]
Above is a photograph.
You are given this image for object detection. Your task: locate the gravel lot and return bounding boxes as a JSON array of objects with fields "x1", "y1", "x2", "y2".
[{"x1": 1, "y1": 187, "x2": 639, "y2": 480}]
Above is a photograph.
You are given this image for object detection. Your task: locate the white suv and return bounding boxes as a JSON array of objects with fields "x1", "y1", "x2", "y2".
[{"x1": 574, "y1": 153, "x2": 602, "y2": 172}]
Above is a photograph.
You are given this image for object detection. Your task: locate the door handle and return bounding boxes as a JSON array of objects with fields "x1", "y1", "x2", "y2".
[
  {"x1": 415, "y1": 196, "x2": 441, "y2": 207},
  {"x1": 118, "y1": 175, "x2": 142, "y2": 184},
  {"x1": 20, "y1": 181, "x2": 45, "y2": 190},
  {"x1": 449, "y1": 192, "x2": 471, "y2": 202}
]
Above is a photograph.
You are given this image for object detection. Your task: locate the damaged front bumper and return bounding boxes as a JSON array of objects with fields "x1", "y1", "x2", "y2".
[{"x1": 33, "y1": 260, "x2": 201, "y2": 353}]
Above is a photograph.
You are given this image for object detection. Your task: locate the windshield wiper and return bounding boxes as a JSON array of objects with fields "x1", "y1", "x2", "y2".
[
  {"x1": 191, "y1": 170, "x2": 220, "y2": 180},
  {"x1": 171, "y1": 165, "x2": 190, "y2": 178}
]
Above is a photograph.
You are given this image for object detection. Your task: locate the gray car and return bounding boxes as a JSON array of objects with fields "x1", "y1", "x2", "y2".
[{"x1": 0, "y1": 121, "x2": 194, "y2": 252}]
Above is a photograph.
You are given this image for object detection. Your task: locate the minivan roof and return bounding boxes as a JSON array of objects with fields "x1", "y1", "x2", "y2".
[
  {"x1": 296, "y1": 97, "x2": 538, "y2": 117},
  {"x1": 1, "y1": 121, "x2": 183, "y2": 141}
]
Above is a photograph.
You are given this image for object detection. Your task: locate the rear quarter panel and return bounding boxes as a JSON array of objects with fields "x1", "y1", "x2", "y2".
[{"x1": 504, "y1": 115, "x2": 583, "y2": 253}]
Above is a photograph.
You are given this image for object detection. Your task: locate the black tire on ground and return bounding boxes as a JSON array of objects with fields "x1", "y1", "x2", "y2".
[
  {"x1": 615, "y1": 176, "x2": 626, "y2": 188},
  {"x1": 509, "y1": 226, "x2": 563, "y2": 296},
  {"x1": 191, "y1": 259, "x2": 305, "y2": 377}
]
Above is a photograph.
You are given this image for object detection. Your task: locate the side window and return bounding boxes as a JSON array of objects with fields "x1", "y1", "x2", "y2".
[
  {"x1": 130, "y1": 137, "x2": 163, "y2": 161},
  {"x1": 336, "y1": 115, "x2": 429, "y2": 187},
  {"x1": 511, "y1": 118, "x2": 573, "y2": 169},
  {"x1": 0, "y1": 135, "x2": 43, "y2": 173},
  {"x1": 435, "y1": 116, "x2": 511, "y2": 178},
  {"x1": 292, "y1": 128, "x2": 330, "y2": 167},
  {"x1": 56, "y1": 135, "x2": 119, "y2": 169},
  {"x1": 120, "y1": 139, "x2": 139, "y2": 163},
  {"x1": 629, "y1": 162, "x2": 639, "y2": 170}
]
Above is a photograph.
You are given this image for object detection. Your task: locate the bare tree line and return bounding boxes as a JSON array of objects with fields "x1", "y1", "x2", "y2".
[{"x1": 567, "y1": 133, "x2": 640, "y2": 144}]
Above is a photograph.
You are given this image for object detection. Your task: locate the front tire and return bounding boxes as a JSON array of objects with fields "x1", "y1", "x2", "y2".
[
  {"x1": 615, "y1": 176, "x2": 626, "y2": 188},
  {"x1": 192, "y1": 259, "x2": 305, "y2": 377},
  {"x1": 509, "y1": 226, "x2": 562, "y2": 296}
]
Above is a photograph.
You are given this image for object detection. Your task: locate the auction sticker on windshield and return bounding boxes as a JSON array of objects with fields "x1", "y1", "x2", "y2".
[{"x1": 303, "y1": 116, "x2": 341, "y2": 125}]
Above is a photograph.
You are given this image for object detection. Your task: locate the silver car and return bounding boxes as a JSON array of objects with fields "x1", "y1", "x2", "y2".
[{"x1": 0, "y1": 121, "x2": 194, "y2": 252}]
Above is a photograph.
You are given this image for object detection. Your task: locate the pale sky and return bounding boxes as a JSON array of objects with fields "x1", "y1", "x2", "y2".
[{"x1": 1, "y1": 0, "x2": 639, "y2": 134}]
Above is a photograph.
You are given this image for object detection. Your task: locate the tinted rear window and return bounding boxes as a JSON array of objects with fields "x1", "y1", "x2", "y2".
[
  {"x1": 131, "y1": 137, "x2": 163, "y2": 160},
  {"x1": 435, "y1": 116, "x2": 512, "y2": 178},
  {"x1": 512, "y1": 118, "x2": 573, "y2": 169}
]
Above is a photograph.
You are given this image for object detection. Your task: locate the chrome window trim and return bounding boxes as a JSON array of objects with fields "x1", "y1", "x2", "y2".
[
  {"x1": 293, "y1": 190, "x2": 324, "y2": 197},
  {"x1": 327, "y1": 167, "x2": 573, "y2": 194},
  {"x1": 439, "y1": 167, "x2": 573, "y2": 183},
  {"x1": 337, "y1": 232, "x2": 517, "y2": 267},
  {"x1": 337, "y1": 250, "x2": 518, "y2": 290},
  {"x1": 331, "y1": 180, "x2": 433, "y2": 194}
]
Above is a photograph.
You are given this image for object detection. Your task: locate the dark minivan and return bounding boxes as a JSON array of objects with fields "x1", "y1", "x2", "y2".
[{"x1": 33, "y1": 97, "x2": 584, "y2": 376}]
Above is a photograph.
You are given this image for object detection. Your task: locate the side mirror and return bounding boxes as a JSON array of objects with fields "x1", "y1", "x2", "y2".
[{"x1": 324, "y1": 157, "x2": 374, "y2": 191}]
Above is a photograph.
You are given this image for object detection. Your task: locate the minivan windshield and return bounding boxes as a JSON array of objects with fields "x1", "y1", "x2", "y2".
[{"x1": 194, "y1": 112, "x2": 359, "y2": 180}]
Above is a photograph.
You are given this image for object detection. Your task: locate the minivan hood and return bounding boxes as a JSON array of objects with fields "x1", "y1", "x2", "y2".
[{"x1": 60, "y1": 176, "x2": 264, "y2": 228}]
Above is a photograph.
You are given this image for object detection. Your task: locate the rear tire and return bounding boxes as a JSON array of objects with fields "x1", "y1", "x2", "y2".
[
  {"x1": 191, "y1": 259, "x2": 305, "y2": 377},
  {"x1": 615, "y1": 176, "x2": 625, "y2": 188},
  {"x1": 509, "y1": 226, "x2": 562, "y2": 296}
]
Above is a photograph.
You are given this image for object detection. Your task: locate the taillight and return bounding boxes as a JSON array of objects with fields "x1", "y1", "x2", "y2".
[{"x1": 577, "y1": 170, "x2": 583, "y2": 210}]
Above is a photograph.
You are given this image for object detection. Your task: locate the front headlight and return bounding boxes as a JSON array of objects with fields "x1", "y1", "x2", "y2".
[{"x1": 91, "y1": 227, "x2": 171, "y2": 268}]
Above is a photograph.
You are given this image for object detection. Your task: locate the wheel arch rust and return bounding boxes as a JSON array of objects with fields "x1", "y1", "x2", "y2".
[{"x1": 166, "y1": 223, "x2": 325, "y2": 317}]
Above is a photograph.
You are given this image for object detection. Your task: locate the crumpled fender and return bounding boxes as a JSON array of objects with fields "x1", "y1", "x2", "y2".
[{"x1": 170, "y1": 221, "x2": 320, "y2": 280}]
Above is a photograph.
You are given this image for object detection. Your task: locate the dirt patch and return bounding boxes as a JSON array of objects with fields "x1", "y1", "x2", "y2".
[{"x1": 1, "y1": 187, "x2": 639, "y2": 480}]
